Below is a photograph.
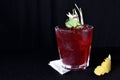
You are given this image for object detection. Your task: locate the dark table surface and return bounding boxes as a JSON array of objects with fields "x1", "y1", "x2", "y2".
[{"x1": 0, "y1": 47, "x2": 120, "y2": 80}]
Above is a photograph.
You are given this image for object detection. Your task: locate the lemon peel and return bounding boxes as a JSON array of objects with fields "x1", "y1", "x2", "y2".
[{"x1": 94, "y1": 54, "x2": 111, "y2": 76}]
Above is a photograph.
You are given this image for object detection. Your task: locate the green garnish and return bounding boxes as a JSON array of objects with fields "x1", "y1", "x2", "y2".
[
  {"x1": 65, "y1": 12, "x2": 81, "y2": 28},
  {"x1": 65, "y1": 4, "x2": 84, "y2": 29}
]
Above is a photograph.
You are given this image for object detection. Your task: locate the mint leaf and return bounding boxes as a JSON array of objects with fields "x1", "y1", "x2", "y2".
[{"x1": 65, "y1": 18, "x2": 80, "y2": 28}]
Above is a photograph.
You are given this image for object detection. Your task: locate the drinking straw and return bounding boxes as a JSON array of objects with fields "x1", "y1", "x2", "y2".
[{"x1": 75, "y1": 4, "x2": 84, "y2": 25}]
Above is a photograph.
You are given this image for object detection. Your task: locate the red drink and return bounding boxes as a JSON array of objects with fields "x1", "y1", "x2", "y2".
[{"x1": 55, "y1": 25, "x2": 93, "y2": 70}]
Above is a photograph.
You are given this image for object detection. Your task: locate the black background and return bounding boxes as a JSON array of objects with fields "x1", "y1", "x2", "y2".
[
  {"x1": 0, "y1": 0, "x2": 120, "y2": 79},
  {"x1": 0, "y1": 0, "x2": 120, "y2": 62}
]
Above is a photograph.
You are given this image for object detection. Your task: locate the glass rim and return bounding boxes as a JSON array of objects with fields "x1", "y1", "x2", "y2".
[{"x1": 55, "y1": 24, "x2": 94, "y2": 30}]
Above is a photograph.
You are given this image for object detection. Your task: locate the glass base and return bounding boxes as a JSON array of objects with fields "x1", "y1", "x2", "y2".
[
  {"x1": 61, "y1": 56, "x2": 90, "y2": 71},
  {"x1": 62, "y1": 63, "x2": 89, "y2": 71}
]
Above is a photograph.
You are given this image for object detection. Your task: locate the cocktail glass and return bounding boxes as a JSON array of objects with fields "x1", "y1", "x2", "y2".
[{"x1": 55, "y1": 25, "x2": 93, "y2": 70}]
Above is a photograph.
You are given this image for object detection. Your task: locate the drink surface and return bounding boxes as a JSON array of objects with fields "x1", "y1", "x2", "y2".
[{"x1": 55, "y1": 25, "x2": 93, "y2": 66}]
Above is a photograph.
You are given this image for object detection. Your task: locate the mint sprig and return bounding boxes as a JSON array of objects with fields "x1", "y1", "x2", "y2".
[
  {"x1": 65, "y1": 4, "x2": 84, "y2": 29},
  {"x1": 65, "y1": 17, "x2": 81, "y2": 28}
]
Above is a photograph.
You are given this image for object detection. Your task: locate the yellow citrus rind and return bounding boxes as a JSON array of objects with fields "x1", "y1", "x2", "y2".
[{"x1": 94, "y1": 54, "x2": 111, "y2": 76}]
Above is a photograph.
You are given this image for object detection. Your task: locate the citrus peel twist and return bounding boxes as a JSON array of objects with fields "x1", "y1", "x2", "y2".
[{"x1": 94, "y1": 54, "x2": 111, "y2": 76}]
